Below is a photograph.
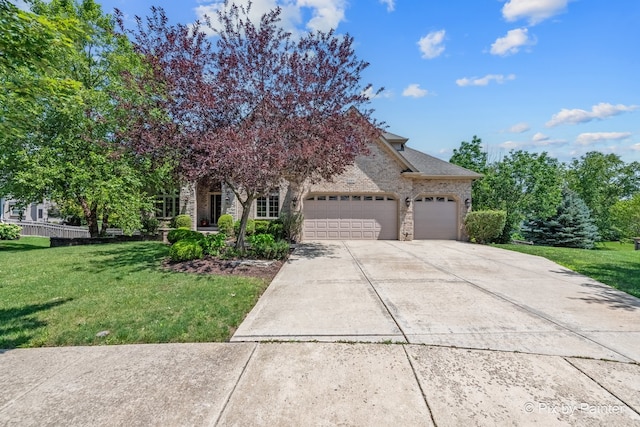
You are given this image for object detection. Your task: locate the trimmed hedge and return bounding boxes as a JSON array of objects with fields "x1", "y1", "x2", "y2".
[
  {"x1": 172, "y1": 214, "x2": 192, "y2": 229},
  {"x1": 464, "y1": 210, "x2": 507, "y2": 244},
  {"x1": 217, "y1": 214, "x2": 234, "y2": 236},
  {"x1": 169, "y1": 239, "x2": 203, "y2": 261},
  {"x1": 0, "y1": 223, "x2": 21, "y2": 240},
  {"x1": 167, "y1": 227, "x2": 204, "y2": 244},
  {"x1": 234, "y1": 218, "x2": 255, "y2": 236}
]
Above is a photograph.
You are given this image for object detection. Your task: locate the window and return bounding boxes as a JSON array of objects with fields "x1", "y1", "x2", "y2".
[
  {"x1": 155, "y1": 193, "x2": 179, "y2": 219},
  {"x1": 257, "y1": 194, "x2": 279, "y2": 218}
]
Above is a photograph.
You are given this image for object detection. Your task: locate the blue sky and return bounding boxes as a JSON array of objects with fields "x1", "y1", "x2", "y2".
[{"x1": 19, "y1": 0, "x2": 640, "y2": 163}]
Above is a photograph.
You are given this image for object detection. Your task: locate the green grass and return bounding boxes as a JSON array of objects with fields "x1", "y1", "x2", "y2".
[
  {"x1": 0, "y1": 237, "x2": 268, "y2": 349},
  {"x1": 495, "y1": 242, "x2": 639, "y2": 299}
]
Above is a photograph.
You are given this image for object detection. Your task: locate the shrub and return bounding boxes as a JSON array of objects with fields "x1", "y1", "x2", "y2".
[
  {"x1": 234, "y1": 218, "x2": 255, "y2": 236},
  {"x1": 278, "y1": 212, "x2": 304, "y2": 242},
  {"x1": 0, "y1": 223, "x2": 21, "y2": 240},
  {"x1": 172, "y1": 214, "x2": 192, "y2": 229},
  {"x1": 167, "y1": 227, "x2": 204, "y2": 244},
  {"x1": 169, "y1": 239, "x2": 203, "y2": 261},
  {"x1": 200, "y1": 233, "x2": 227, "y2": 256},
  {"x1": 217, "y1": 214, "x2": 234, "y2": 236},
  {"x1": 254, "y1": 220, "x2": 270, "y2": 235},
  {"x1": 522, "y1": 188, "x2": 599, "y2": 249},
  {"x1": 464, "y1": 210, "x2": 507, "y2": 244},
  {"x1": 140, "y1": 216, "x2": 160, "y2": 235},
  {"x1": 268, "y1": 221, "x2": 284, "y2": 240},
  {"x1": 248, "y1": 233, "x2": 290, "y2": 260}
]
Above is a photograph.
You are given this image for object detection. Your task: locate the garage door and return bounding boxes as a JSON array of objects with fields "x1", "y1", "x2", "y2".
[
  {"x1": 303, "y1": 194, "x2": 398, "y2": 240},
  {"x1": 414, "y1": 196, "x2": 458, "y2": 239}
]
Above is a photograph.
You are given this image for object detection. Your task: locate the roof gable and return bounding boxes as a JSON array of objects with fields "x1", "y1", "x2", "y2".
[{"x1": 378, "y1": 132, "x2": 482, "y2": 179}]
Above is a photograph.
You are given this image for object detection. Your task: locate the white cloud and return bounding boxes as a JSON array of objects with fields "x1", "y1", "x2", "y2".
[
  {"x1": 575, "y1": 132, "x2": 632, "y2": 146},
  {"x1": 546, "y1": 103, "x2": 638, "y2": 127},
  {"x1": 502, "y1": 0, "x2": 570, "y2": 25},
  {"x1": 379, "y1": 0, "x2": 395, "y2": 12},
  {"x1": 298, "y1": 0, "x2": 347, "y2": 32},
  {"x1": 499, "y1": 140, "x2": 521, "y2": 150},
  {"x1": 508, "y1": 122, "x2": 530, "y2": 133},
  {"x1": 418, "y1": 30, "x2": 446, "y2": 59},
  {"x1": 402, "y1": 84, "x2": 429, "y2": 98},
  {"x1": 195, "y1": 0, "x2": 346, "y2": 35},
  {"x1": 532, "y1": 132, "x2": 549, "y2": 142},
  {"x1": 631, "y1": 144, "x2": 640, "y2": 152},
  {"x1": 456, "y1": 74, "x2": 516, "y2": 87},
  {"x1": 498, "y1": 132, "x2": 568, "y2": 150},
  {"x1": 362, "y1": 87, "x2": 392, "y2": 99},
  {"x1": 490, "y1": 28, "x2": 535, "y2": 56}
]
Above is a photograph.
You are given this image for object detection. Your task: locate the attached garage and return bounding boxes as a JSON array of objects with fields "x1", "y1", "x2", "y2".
[
  {"x1": 303, "y1": 194, "x2": 398, "y2": 240},
  {"x1": 414, "y1": 196, "x2": 458, "y2": 240}
]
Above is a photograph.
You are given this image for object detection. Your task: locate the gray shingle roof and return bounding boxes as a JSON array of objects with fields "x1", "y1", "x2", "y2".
[{"x1": 399, "y1": 147, "x2": 482, "y2": 178}]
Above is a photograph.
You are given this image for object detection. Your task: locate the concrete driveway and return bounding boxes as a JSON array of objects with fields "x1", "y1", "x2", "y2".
[
  {"x1": 3, "y1": 241, "x2": 640, "y2": 426},
  {"x1": 233, "y1": 240, "x2": 640, "y2": 362}
]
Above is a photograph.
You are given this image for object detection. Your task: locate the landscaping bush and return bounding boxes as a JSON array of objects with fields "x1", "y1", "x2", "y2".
[
  {"x1": 522, "y1": 188, "x2": 599, "y2": 249},
  {"x1": 167, "y1": 227, "x2": 204, "y2": 244},
  {"x1": 169, "y1": 239, "x2": 203, "y2": 261},
  {"x1": 248, "y1": 233, "x2": 290, "y2": 260},
  {"x1": 267, "y1": 221, "x2": 284, "y2": 240},
  {"x1": 172, "y1": 214, "x2": 192, "y2": 229},
  {"x1": 464, "y1": 210, "x2": 507, "y2": 244},
  {"x1": 234, "y1": 218, "x2": 255, "y2": 236},
  {"x1": 254, "y1": 220, "x2": 270, "y2": 235},
  {"x1": 140, "y1": 216, "x2": 160, "y2": 235},
  {"x1": 278, "y1": 212, "x2": 304, "y2": 242},
  {"x1": 0, "y1": 223, "x2": 21, "y2": 240},
  {"x1": 217, "y1": 214, "x2": 234, "y2": 236},
  {"x1": 200, "y1": 233, "x2": 227, "y2": 256}
]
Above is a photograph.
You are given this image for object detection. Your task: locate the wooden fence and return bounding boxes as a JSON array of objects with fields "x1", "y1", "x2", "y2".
[{"x1": 6, "y1": 221, "x2": 124, "y2": 238}]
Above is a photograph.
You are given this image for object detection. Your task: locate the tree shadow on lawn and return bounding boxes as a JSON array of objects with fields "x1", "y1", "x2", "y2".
[
  {"x1": 0, "y1": 298, "x2": 72, "y2": 349},
  {"x1": 570, "y1": 278, "x2": 640, "y2": 311},
  {"x1": 83, "y1": 242, "x2": 169, "y2": 274},
  {"x1": 0, "y1": 242, "x2": 49, "y2": 253}
]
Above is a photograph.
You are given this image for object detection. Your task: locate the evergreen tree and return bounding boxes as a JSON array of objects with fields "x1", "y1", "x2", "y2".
[{"x1": 523, "y1": 188, "x2": 599, "y2": 249}]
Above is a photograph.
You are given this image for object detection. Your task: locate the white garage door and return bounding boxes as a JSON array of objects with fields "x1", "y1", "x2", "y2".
[
  {"x1": 303, "y1": 195, "x2": 398, "y2": 240},
  {"x1": 414, "y1": 196, "x2": 458, "y2": 239}
]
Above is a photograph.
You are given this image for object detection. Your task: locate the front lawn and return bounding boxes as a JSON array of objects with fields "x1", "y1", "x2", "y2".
[
  {"x1": 0, "y1": 237, "x2": 268, "y2": 348},
  {"x1": 495, "y1": 242, "x2": 639, "y2": 298}
]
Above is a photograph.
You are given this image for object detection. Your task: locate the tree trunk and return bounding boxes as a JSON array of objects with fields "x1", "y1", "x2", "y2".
[
  {"x1": 100, "y1": 209, "x2": 109, "y2": 237},
  {"x1": 235, "y1": 194, "x2": 256, "y2": 252},
  {"x1": 79, "y1": 198, "x2": 100, "y2": 238}
]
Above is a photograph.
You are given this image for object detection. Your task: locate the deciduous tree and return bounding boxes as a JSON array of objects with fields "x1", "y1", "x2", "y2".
[
  {"x1": 120, "y1": 1, "x2": 380, "y2": 249},
  {"x1": 0, "y1": 0, "x2": 165, "y2": 237},
  {"x1": 566, "y1": 152, "x2": 640, "y2": 239}
]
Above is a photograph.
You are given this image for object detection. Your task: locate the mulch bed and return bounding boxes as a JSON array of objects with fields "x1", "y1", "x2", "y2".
[{"x1": 163, "y1": 256, "x2": 284, "y2": 281}]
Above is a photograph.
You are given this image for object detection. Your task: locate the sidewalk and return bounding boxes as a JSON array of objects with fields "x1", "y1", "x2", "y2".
[{"x1": 1, "y1": 342, "x2": 639, "y2": 426}]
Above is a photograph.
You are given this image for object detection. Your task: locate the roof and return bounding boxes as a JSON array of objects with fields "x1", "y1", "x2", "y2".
[
  {"x1": 378, "y1": 133, "x2": 482, "y2": 179},
  {"x1": 382, "y1": 131, "x2": 409, "y2": 144}
]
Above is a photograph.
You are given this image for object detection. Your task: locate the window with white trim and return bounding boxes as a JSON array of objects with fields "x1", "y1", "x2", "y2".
[
  {"x1": 257, "y1": 194, "x2": 279, "y2": 218},
  {"x1": 155, "y1": 193, "x2": 179, "y2": 219}
]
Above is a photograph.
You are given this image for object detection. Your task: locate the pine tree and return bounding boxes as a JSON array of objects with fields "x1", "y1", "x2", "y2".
[{"x1": 522, "y1": 188, "x2": 599, "y2": 249}]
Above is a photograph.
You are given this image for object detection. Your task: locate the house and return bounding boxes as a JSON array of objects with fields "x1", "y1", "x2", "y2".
[
  {"x1": 0, "y1": 198, "x2": 51, "y2": 223},
  {"x1": 168, "y1": 131, "x2": 481, "y2": 241}
]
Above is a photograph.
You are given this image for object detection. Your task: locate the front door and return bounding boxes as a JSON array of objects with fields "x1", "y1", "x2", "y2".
[{"x1": 210, "y1": 194, "x2": 222, "y2": 225}]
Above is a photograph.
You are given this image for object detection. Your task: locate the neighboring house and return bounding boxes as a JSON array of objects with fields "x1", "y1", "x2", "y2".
[
  {"x1": 173, "y1": 131, "x2": 481, "y2": 241},
  {"x1": 0, "y1": 197, "x2": 51, "y2": 223}
]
